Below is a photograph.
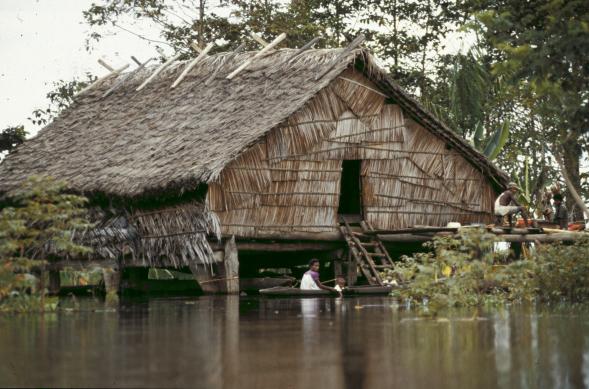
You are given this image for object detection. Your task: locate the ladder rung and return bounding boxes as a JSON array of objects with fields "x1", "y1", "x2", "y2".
[
  {"x1": 367, "y1": 252, "x2": 386, "y2": 257},
  {"x1": 361, "y1": 242, "x2": 378, "y2": 247},
  {"x1": 374, "y1": 265, "x2": 392, "y2": 269}
]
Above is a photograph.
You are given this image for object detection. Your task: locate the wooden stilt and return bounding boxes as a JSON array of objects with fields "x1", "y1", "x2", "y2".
[
  {"x1": 102, "y1": 267, "x2": 121, "y2": 295},
  {"x1": 48, "y1": 270, "x2": 61, "y2": 295},
  {"x1": 222, "y1": 236, "x2": 240, "y2": 294}
]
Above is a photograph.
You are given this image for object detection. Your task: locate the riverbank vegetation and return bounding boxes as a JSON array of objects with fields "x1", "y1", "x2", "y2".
[
  {"x1": 0, "y1": 177, "x2": 92, "y2": 312},
  {"x1": 387, "y1": 228, "x2": 589, "y2": 308}
]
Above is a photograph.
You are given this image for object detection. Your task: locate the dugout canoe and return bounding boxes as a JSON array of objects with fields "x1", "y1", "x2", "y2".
[{"x1": 259, "y1": 285, "x2": 393, "y2": 297}]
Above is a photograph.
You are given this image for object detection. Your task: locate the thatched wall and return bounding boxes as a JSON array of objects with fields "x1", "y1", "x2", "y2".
[
  {"x1": 206, "y1": 68, "x2": 496, "y2": 236},
  {"x1": 83, "y1": 202, "x2": 221, "y2": 268}
]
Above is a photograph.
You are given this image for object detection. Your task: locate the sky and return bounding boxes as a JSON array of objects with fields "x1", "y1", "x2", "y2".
[
  {"x1": 0, "y1": 0, "x2": 480, "y2": 139},
  {"x1": 0, "y1": 0, "x2": 156, "y2": 136}
]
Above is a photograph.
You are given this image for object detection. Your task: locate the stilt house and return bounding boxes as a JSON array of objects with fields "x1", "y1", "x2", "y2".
[{"x1": 0, "y1": 46, "x2": 509, "y2": 290}]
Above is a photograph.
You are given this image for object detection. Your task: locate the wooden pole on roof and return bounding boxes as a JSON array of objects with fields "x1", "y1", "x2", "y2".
[
  {"x1": 98, "y1": 59, "x2": 115, "y2": 72},
  {"x1": 130, "y1": 56, "x2": 142, "y2": 66},
  {"x1": 103, "y1": 56, "x2": 154, "y2": 98},
  {"x1": 191, "y1": 42, "x2": 203, "y2": 54},
  {"x1": 77, "y1": 63, "x2": 130, "y2": 96},
  {"x1": 315, "y1": 33, "x2": 365, "y2": 81},
  {"x1": 171, "y1": 42, "x2": 215, "y2": 88},
  {"x1": 205, "y1": 43, "x2": 246, "y2": 86},
  {"x1": 284, "y1": 36, "x2": 321, "y2": 64},
  {"x1": 226, "y1": 33, "x2": 287, "y2": 80},
  {"x1": 136, "y1": 52, "x2": 181, "y2": 91},
  {"x1": 250, "y1": 32, "x2": 269, "y2": 47}
]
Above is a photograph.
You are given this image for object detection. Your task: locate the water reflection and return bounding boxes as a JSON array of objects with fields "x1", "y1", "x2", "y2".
[{"x1": 1, "y1": 297, "x2": 589, "y2": 388}]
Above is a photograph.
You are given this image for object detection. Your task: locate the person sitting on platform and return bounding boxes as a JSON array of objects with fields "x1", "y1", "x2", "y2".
[
  {"x1": 494, "y1": 182, "x2": 531, "y2": 227},
  {"x1": 552, "y1": 193, "x2": 569, "y2": 230},
  {"x1": 300, "y1": 259, "x2": 340, "y2": 295}
]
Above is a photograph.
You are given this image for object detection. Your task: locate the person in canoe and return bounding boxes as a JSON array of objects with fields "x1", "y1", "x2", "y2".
[{"x1": 300, "y1": 259, "x2": 341, "y2": 295}]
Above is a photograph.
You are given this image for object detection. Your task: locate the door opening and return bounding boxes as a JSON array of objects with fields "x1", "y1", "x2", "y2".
[{"x1": 338, "y1": 160, "x2": 362, "y2": 215}]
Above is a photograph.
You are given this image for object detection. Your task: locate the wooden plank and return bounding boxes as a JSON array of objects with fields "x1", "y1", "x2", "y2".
[
  {"x1": 221, "y1": 231, "x2": 342, "y2": 241},
  {"x1": 211, "y1": 241, "x2": 343, "y2": 251},
  {"x1": 365, "y1": 227, "x2": 459, "y2": 235},
  {"x1": 315, "y1": 33, "x2": 365, "y2": 81},
  {"x1": 136, "y1": 52, "x2": 181, "y2": 91},
  {"x1": 47, "y1": 259, "x2": 118, "y2": 271},
  {"x1": 171, "y1": 42, "x2": 214, "y2": 88},
  {"x1": 226, "y1": 33, "x2": 287, "y2": 79},
  {"x1": 351, "y1": 234, "x2": 383, "y2": 285}
]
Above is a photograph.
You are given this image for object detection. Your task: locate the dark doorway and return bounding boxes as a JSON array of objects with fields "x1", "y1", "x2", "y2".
[{"x1": 338, "y1": 160, "x2": 362, "y2": 215}]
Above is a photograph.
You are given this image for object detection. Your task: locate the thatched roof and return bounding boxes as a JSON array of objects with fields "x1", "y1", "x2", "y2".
[{"x1": 0, "y1": 47, "x2": 508, "y2": 197}]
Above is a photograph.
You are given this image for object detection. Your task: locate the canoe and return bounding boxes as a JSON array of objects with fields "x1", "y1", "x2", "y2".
[
  {"x1": 259, "y1": 285, "x2": 393, "y2": 297},
  {"x1": 240, "y1": 276, "x2": 296, "y2": 292}
]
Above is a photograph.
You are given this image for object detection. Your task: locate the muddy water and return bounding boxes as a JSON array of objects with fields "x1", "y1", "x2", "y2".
[{"x1": 1, "y1": 296, "x2": 589, "y2": 389}]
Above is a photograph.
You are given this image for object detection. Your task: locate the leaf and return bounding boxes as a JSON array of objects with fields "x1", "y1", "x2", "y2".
[
  {"x1": 483, "y1": 120, "x2": 510, "y2": 160},
  {"x1": 473, "y1": 121, "x2": 484, "y2": 149},
  {"x1": 442, "y1": 265, "x2": 452, "y2": 277}
]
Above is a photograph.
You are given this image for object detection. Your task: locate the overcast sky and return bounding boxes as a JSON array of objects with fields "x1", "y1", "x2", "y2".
[{"x1": 0, "y1": 0, "x2": 157, "y2": 136}]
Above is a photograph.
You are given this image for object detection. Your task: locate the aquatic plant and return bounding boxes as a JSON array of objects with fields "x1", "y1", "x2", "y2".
[
  {"x1": 388, "y1": 228, "x2": 589, "y2": 308},
  {"x1": 0, "y1": 176, "x2": 92, "y2": 313}
]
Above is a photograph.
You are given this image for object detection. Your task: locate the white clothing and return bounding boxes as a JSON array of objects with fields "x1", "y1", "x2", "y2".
[
  {"x1": 300, "y1": 273, "x2": 320, "y2": 290},
  {"x1": 494, "y1": 196, "x2": 520, "y2": 216}
]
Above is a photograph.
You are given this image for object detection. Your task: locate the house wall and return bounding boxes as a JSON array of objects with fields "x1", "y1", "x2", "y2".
[{"x1": 206, "y1": 68, "x2": 496, "y2": 237}]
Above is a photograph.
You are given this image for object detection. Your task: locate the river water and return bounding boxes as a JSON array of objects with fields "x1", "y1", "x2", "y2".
[{"x1": 1, "y1": 296, "x2": 589, "y2": 389}]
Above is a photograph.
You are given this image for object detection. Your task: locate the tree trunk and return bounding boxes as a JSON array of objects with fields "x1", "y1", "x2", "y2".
[{"x1": 562, "y1": 136, "x2": 584, "y2": 220}]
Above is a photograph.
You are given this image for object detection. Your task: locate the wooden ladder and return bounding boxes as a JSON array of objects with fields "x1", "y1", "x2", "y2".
[{"x1": 339, "y1": 215, "x2": 395, "y2": 286}]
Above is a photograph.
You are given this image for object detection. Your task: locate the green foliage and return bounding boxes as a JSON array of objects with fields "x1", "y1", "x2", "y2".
[
  {"x1": 467, "y1": 0, "x2": 589, "y2": 206},
  {"x1": 483, "y1": 120, "x2": 510, "y2": 160},
  {"x1": 0, "y1": 177, "x2": 93, "y2": 312},
  {"x1": 389, "y1": 229, "x2": 589, "y2": 309},
  {"x1": 29, "y1": 75, "x2": 96, "y2": 127},
  {"x1": 0, "y1": 125, "x2": 27, "y2": 155}
]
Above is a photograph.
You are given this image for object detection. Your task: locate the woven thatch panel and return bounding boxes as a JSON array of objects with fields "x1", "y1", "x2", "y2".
[
  {"x1": 260, "y1": 180, "x2": 340, "y2": 207},
  {"x1": 207, "y1": 182, "x2": 226, "y2": 211},
  {"x1": 208, "y1": 70, "x2": 498, "y2": 236},
  {"x1": 333, "y1": 69, "x2": 385, "y2": 119},
  {"x1": 266, "y1": 87, "x2": 347, "y2": 161},
  {"x1": 269, "y1": 160, "x2": 341, "y2": 182},
  {"x1": 130, "y1": 203, "x2": 220, "y2": 267},
  {"x1": 362, "y1": 117, "x2": 495, "y2": 230}
]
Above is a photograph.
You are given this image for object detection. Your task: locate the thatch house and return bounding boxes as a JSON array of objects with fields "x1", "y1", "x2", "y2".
[{"x1": 0, "y1": 47, "x2": 508, "y2": 291}]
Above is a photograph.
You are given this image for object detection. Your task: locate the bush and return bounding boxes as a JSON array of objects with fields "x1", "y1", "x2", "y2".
[
  {"x1": 387, "y1": 228, "x2": 589, "y2": 308},
  {"x1": 0, "y1": 176, "x2": 92, "y2": 312}
]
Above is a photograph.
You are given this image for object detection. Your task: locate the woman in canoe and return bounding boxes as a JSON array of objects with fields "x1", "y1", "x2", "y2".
[{"x1": 300, "y1": 259, "x2": 341, "y2": 295}]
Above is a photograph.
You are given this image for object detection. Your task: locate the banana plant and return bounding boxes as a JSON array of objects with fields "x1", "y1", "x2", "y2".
[{"x1": 471, "y1": 119, "x2": 510, "y2": 160}]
